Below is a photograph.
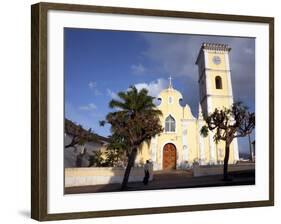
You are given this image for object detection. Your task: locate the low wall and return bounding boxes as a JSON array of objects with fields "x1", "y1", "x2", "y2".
[
  {"x1": 65, "y1": 166, "x2": 153, "y2": 187},
  {"x1": 193, "y1": 163, "x2": 255, "y2": 177}
]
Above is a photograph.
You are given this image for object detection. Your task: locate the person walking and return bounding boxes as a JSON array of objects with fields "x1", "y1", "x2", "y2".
[{"x1": 143, "y1": 160, "x2": 150, "y2": 185}]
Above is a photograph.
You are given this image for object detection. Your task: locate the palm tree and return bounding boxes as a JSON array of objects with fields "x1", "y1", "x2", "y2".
[{"x1": 103, "y1": 86, "x2": 163, "y2": 190}]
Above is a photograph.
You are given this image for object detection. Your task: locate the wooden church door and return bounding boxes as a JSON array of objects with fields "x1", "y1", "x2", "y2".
[{"x1": 163, "y1": 143, "x2": 176, "y2": 170}]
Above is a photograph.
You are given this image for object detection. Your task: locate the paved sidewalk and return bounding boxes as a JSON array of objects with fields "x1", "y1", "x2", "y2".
[{"x1": 65, "y1": 169, "x2": 254, "y2": 194}]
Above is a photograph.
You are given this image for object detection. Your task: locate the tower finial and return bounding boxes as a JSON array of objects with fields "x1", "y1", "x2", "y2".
[
  {"x1": 168, "y1": 76, "x2": 173, "y2": 88},
  {"x1": 198, "y1": 103, "x2": 203, "y2": 119}
]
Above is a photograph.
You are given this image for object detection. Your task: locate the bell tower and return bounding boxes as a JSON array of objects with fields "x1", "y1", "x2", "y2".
[
  {"x1": 196, "y1": 43, "x2": 234, "y2": 117},
  {"x1": 195, "y1": 43, "x2": 239, "y2": 163}
]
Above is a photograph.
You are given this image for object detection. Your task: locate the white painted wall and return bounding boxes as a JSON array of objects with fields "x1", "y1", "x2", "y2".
[
  {"x1": 65, "y1": 167, "x2": 153, "y2": 187},
  {"x1": 1, "y1": 0, "x2": 280, "y2": 224},
  {"x1": 193, "y1": 164, "x2": 255, "y2": 177},
  {"x1": 64, "y1": 134, "x2": 106, "y2": 167}
]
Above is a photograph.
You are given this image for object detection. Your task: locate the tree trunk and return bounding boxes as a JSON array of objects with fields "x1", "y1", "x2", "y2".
[
  {"x1": 223, "y1": 143, "x2": 230, "y2": 181},
  {"x1": 248, "y1": 134, "x2": 253, "y2": 161},
  {"x1": 121, "y1": 146, "x2": 138, "y2": 190}
]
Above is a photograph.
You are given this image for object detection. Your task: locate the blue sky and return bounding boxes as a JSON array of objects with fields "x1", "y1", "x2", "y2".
[{"x1": 64, "y1": 28, "x2": 255, "y2": 154}]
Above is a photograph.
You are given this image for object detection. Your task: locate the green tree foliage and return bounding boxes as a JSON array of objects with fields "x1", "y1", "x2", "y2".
[
  {"x1": 102, "y1": 86, "x2": 163, "y2": 190},
  {"x1": 88, "y1": 134, "x2": 128, "y2": 167},
  {"x1": 64, "y1": 119, "x2": 98, "y2": 150},
  {"x1": 105, "y1": 133, "x2": 129, "y2": 167},
  {"x1": 104, "y1": 148, "x2": 125, "y2": 167},
  {"x1": 88, "y1": 151, "x2": 106, "y2": 167},
  {"x1": 200, "y1": 102, "x2": 255, "y2": 180}
]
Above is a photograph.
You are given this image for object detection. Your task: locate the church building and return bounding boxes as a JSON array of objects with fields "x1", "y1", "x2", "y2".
[{"x1": 136, "y1": 43, "x2": 239, "y2": 170}]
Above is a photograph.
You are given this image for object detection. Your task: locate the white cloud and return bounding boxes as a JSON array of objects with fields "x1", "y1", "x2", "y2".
[
  {"x1": 131, "y1": 63, "x2": 146, "y2": 75},
  {"x1": 79, "y1": 103, "x2": 97, "y2": 111},
  {"x1": 93, "y1": 89, "x2": 102, "y2": 96},
  {"x1": 134, "y1": 78, "x2": 168, "y2": 98},
  {"x1": 106, "y1": 88, "x2": 119, "y2": 100},
  {"x1": 88, "y1": 81, "x2": 102, "y2": 96},
  {"x1": 88, "y1": 81, "x2": 97, "y2": 89}
]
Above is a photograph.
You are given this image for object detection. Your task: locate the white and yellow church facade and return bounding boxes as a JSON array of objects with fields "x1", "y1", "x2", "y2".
[{"x1": 136, "y1": 43, "x2": 239, "y2": 170}]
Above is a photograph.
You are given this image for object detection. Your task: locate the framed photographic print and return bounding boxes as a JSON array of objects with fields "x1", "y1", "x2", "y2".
[{"x1": 31, "y1": 2, "x2": 274, "y2": 221}]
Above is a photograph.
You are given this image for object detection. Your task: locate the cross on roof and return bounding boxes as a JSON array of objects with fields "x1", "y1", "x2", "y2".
[{"x1": 168, "y1": 76, "x2": 173, "y2": 88}]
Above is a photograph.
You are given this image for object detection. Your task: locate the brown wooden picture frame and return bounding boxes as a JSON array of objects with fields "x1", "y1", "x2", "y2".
[{"x1": 31, "y1": 2, "x2": 274, "y2": 221}]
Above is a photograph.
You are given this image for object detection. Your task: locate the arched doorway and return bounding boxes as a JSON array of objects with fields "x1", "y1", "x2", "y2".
[{"x1": 163, "y1": 143, "x2": 177, "y2": 170}]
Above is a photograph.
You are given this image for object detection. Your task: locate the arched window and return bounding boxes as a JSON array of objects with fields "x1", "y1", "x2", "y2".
[
  {"x1": 215, "y1": 76, "x2": 222, "y2": 89},
  {"x1": 165, "y1": 115, "x2": 176, "y2": 132}
]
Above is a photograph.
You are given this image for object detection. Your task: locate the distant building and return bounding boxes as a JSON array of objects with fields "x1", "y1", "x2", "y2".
[
  {"x1": 64, "y1": 119, "x2": 109, "y2": 167},
  {"x1": 251, "y1": 140, "x2": 256, "y2": 161},
  {"x1": 135, "y1": 43, "x2": 239, "y2": 170}
]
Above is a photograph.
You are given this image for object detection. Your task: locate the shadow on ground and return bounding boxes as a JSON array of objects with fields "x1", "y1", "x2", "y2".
[{"x1": 65, "y1": 169, "x2": 255, "y2": 194}]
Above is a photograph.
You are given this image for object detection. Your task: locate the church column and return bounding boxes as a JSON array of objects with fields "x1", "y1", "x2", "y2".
[
  {"x1": 233, "y1": 138, "x2": 239, "y2": 162},
  {"x1": 206, "y1": 84, "x2": 216, "y2": 164},
  {"x1": 224, "y1": 52, "x2": 234, "y2": 99},
  {"x1": 208, "y1": 133, "x2": 216, "y2": 164},
  {"x1": 207, "y1": 94, "x2": 216, "y2": 164},
  {"x1": 182, "y1": 121, "x2": 188, "y2": 168},
  {"x1": 150, "y1": 136, "x2": 158, "y2": 170},
  {"x1": 198, "y1": 122, "x2": 206, "y2": 165},
  {"x1": 225, "y1": 53, "x2": 239, "y2": 162},
  {"x1": 198, "y1": 105, "x2": 205, "y2": 165}
]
